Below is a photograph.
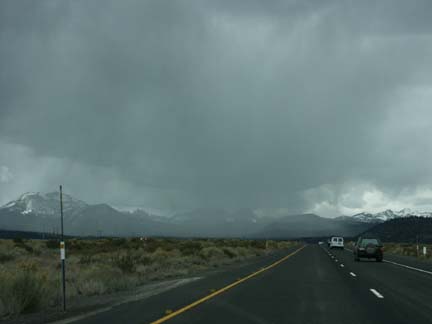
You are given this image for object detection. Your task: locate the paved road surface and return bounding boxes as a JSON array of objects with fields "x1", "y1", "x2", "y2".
[{"x1": 66, "y1": 245, "x2": 432, "y2": 324}]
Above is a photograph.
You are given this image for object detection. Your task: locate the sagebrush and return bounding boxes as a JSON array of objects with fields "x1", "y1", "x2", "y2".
[{"x1": 0, "y1": 238, "x2": 296, "y2": 318}]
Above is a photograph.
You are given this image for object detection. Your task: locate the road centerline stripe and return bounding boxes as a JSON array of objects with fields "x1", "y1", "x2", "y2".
[
  {"x1": 149, "y1": 245, "x2": 306, "y2": 324},
  {"x1": 370, "y1": 288, "x2": 384, "y2": 299},
  {"x1": 350, "y1": 272, "x2": 356, "y2": 277}
]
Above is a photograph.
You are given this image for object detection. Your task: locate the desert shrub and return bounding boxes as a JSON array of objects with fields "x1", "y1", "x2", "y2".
[
  {"x1": 222, "y1": 247, "x2": 237, "y2": 258},
  {"x1": 250, "y1": 240, "x2": 266, "y2": 249},
  {"x1": 100, "y1": 238, "x2": 127, "y2": 251},
  {"x1": 68, "y1": 239, "x2": 85, "y2": 251},
  {"x1": 15, "y1": 244, "x2": 31, "y2": 253},
  {"x1": 0, "y1": 269, "x2": 48, "y2": 316},
  {"x1": 0, "y1": 252, "x2": 14, "y2": 263},
  {"x1": 112, "y1": 238, "x2": 127, "y2": 247},
  {"x1": 237, "y1": 240, "x2": 251, "y2": 248},
  {"x1": 179, "y1": 241, "x2": 202, "y2": 256},
  {"x1": 276, "y1": 241, "x2": 294, "y2": 249},
  {"x1": 12, "y1": 238, "x2": 24, "y2": 244},
  {"x1": 75, "y1": 266, "x2": 136, "y2": 296},
  {"x1": 150, "y1": 247, "x2": 172, "y2": 263},
  {"x1": 142, "y1": 239, "x2": 161, "y2": 253},
  {"x1": 265, "y1": 240, "x2": 279, "y2": 249},
  {"x1": 12, "y1": 239, "x2": 34, "y2": 254},
  {"x1": 17, "y1": 260, "x2": 39, "y2": 272},
  {"x1": 45, "y1": 239, "x2": 58, "y2": 249},
  {"x1": 75, "y1": 279, "x2": 106, "y2": 296},
  {"x1": 234, "y1": 247, "x2": 250, "y2": 258},
  {"x1": 112, "y1": 253, "x2": 136, "y2": 273},
  {"x1": 158, "y1": 240, "x2": 177, "y2": 251},
  {"x1": 138, "y1": 255, "x2": 152, "y2": 265},
  {"x1": 133, "y1": 237, "x2": 170, "y2": 250},
  {"x1": 79, "y1": 255, "x2": 93, "y2": 265},
  {"x1": 22, "y1": 244, "x2": 34, "y2": 253},
  {"x1": 199, "y1": 247, "x2": 225, "y2": 260},
  {"x1": 129, "y1": 237, "x2": 141, "y2": 246}
]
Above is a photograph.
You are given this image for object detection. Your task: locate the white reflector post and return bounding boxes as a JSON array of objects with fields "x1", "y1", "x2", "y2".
[{"x1": 60, "y1": 241, "x2": 66, "y2": 260}]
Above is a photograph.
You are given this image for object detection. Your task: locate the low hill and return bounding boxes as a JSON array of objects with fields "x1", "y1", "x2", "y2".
[
  {"x1": 362, "y1": 216, "x2": 432, "y2": 243},
  {"x1": 0, "y1": 229, "x2": 62, "y2": 240},
  {"x1": 254, "y1": 213, "x2": 374, "y2": 239}
]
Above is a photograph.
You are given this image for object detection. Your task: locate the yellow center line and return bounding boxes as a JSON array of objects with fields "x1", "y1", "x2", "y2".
[{"x1": 149, "y1": 245, "x2": 306, "y2": 324}]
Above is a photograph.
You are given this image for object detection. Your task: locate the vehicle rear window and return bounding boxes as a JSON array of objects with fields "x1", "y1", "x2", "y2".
[
  {"x1": 361, "y1": 239, "x2": 381, "y2": 246},
  {"x1": 338, "y1": 238, "x2": 343, "y2": 242}
]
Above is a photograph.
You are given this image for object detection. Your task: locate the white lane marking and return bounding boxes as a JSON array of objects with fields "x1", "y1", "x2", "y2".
[
  {"x1": 383, "y1": 260, "x2": 432, "y2": 276},
  {"x1": 340, "y1": 264, "x2": 344, "y2": 268},
  {"x1": 350, "y1": 272, "x2": 356, "y2": 277},
  {"x1": 335, "y1": 259, "x2": 338, "y2": 262},
  {"x1": 370, "y1": 288, "x2": 384, "y2": 299},
  {"x1": 343, "y1": 248, "x2": 432, "y2": 276}
]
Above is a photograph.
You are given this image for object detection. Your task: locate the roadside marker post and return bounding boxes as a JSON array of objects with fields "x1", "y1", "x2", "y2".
[
  {"x1": 60, "y1": 241, "x2": 66, "y2": 260},
  {"x1": 423, "y1": 246, "x2": 427, "y2": 257},
  {"x1": 60, "y1": 185, "x2": 66, "y2": 312}
]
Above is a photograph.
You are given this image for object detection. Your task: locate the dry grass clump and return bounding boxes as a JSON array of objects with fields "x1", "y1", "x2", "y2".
[
  {"x1": 383, "y1": 243, "x2": 432, "y2": 259},
  {"x1": 0, "y1": 261, "x2": 52, "y2": 317},
  {"x1": 0, "y1": 238, "x2": 296, "y2": 318}
]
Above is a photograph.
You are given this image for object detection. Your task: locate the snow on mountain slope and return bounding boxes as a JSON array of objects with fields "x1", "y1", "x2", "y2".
[
  {"x1": 0, "y1": 192, "x2": 87, "y2": 216},
  {"x1": 351, "y1": 209, "x2": 432, "y2": 223}
]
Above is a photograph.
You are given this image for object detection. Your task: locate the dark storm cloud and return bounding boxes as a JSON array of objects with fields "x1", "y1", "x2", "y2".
[{"x1": 1, "y1": 0, "x2": 432, "y2": 212}]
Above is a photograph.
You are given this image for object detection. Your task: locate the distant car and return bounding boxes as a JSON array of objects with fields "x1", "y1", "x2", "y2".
[
  {"x1": 329, "y1": 236, "x2": 344, "y2": 249},
  {"x1": 354, "y1": 237, "x2": 383, "y2": 262},
  {"x1": 318, "y1": 241, "x2": 323, "y2": 245}
]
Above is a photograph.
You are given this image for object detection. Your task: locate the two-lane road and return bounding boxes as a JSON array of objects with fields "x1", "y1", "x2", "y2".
[{"x1": 65, "y1": 245, "x2": 432, "y2": 324}]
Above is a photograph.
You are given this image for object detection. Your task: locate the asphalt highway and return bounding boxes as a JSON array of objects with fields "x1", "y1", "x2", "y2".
[{"x1": 66, "y1": 244, "x2": 432, "y2": 324}]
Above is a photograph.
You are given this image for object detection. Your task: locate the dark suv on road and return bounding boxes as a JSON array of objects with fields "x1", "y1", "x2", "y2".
[{"x1": 354, "y1": 237, "x2": 383, "y2": 262}]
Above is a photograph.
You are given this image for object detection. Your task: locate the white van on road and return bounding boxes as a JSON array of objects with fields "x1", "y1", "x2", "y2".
[{"x1": 329, "y1": 236, "x2": 344, "y2": 249}]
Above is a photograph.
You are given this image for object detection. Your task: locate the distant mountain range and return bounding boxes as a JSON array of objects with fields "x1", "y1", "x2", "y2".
[
  {"x1": 0, "y1": 193, "x2": 273, "y2": 237},
  {"x1": 0, "y1": 192, "x2": 167, "y2": 236},
  {"x1": 255, "y1": 213, "x2": 373, "y2": 239},
  {"x1": 1, "y1": 192, "x2": 431, "y2": 239}
]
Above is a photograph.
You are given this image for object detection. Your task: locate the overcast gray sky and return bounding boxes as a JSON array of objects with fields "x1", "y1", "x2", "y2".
[{"x1": 1, "y1": 0, "x2": 432, "y2": 217}]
